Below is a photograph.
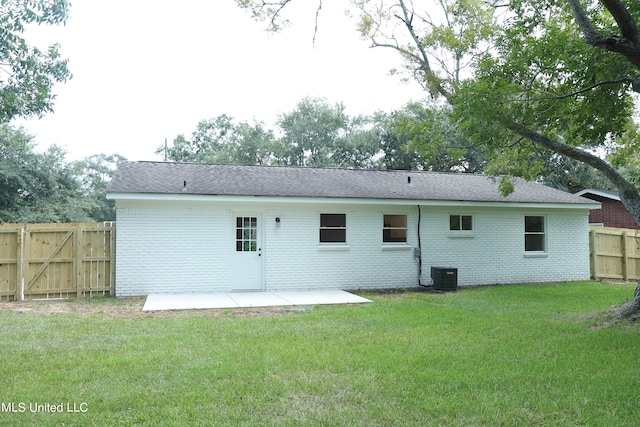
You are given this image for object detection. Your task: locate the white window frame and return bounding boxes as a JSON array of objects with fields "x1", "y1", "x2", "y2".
[
  {"x1": 319, "y1": 213, "x2": 347, "y2": 245},
  {"x1": 449, "y1": 214, "x2": 474, "y2": 237},
  {"x1": 524, "y1": 215, "x2": 547, "y2": 254},
  {"x1": 383, "y1": 214, "x2": 408, "y2": 244}
]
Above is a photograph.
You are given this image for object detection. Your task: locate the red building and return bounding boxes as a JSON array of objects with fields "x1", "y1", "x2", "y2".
[{"x1": 576, "y1": 189, "x2": 639, "y2": 229}]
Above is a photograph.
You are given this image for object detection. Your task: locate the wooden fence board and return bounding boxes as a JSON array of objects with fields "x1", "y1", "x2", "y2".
[
  {"x1": 0, "y1": 222, "x2": 115, "y2": 300},
  {"x1": 79, "y1": 224, "x2": 114, "y2": 297},
  {"x1": 0, "y1": 224, "x2": 22, "y2": 301},
  {"x1": 590, "y1": 226, "x2": 640, "y2": 281}
]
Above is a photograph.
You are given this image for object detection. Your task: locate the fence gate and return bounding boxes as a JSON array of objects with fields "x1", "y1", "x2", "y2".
[{"x1": 0, "y1": 223, "x2": 115, "y2": 301}]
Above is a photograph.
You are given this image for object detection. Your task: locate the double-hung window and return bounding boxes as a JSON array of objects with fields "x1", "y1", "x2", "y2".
[
  {"x1": 525, "y1": 216, "x2": 546, "y2": 252},
  {"x1": 383, "y1": 214, "x2": 407, "y2": 243},
  {"x1": 320, "y1": 214, "x2": 346, "y2": 243}
]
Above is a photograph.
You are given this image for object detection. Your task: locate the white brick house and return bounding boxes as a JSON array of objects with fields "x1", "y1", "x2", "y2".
[{"x1": 106, "y1": 162, "x2": 599, "y2": 297}]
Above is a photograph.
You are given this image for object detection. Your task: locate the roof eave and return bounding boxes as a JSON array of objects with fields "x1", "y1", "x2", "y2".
[
  {"x1": 106, "y1": 192, "x2": 600, "y2": 210},
  {"x1": 575, "y1": 189, "x2": 621, "y2": 201}
]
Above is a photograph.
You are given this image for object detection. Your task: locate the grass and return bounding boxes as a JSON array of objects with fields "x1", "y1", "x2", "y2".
[{"x1": 1, "y1": 281, "x2": 639, "y2": 426}]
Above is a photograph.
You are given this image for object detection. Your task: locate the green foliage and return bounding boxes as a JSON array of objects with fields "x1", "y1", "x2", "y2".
[
  {"x1": 462, "y1": 1, "x2": 632, "y2": 146},
  {"x1": 608, "y1": 120, "x2": 640, "y2": 186},
  {"x1": 236, "y1": 0, "x2": 640, "y2": 210},
  {"x1": 362, "y1": 109, "x2": 420, "y2": 171},
  {"x1": 165, "y1": 97, "x2": 492, "y2": 173},
  {"x1": 390, "y1": 101, "x2": 487, "y2": 172},
  {"x1": 0, "y1": 0, "x2": 72, "y2": 122},
  {"x1": 161, "y1": 115, "x2": 277, "y2": 165},
  {"x1": 276, "y1": 97, "x2": 378, "y2": 167},
  {"x1": 277, "y1": 97, "x2": 349, "y2": 166},
  {"x1": 163, "y1": 98, "x2": 384, "y2": 168},
  {"x1": 352, "y1": 0, "x2": 500, "y2": 94},
  {"x1": 0, "y1": 125, "x2": 123, "y2": 223},
  {"x1": 444, "y1": 0, "x2": 640, "y2": 195},
  {"x1": 71, "y1": 154, "x2": 127, "y2": 221}
]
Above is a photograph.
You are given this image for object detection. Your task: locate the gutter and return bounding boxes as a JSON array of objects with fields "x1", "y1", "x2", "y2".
[{"x1": 105, "y1": 192, "x2": 601, "y2": 211}]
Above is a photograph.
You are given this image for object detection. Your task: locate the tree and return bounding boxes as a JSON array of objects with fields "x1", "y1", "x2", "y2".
[
  {"x1": 369, "y1": 109, "x2": 424, "y2": 171},
  {"x1": 71, "y1": 154, "x2": 126, "y2": 221},
  {"x1": 238, "y1": 0, "x2": 640, "y2": 315},
  {"x1": 450, "y1": 0, "x2": 640, "y2": 203},
  {"x1": 0, "y1": 0, "x2": 72, "y2": 122},
  {"x1": 385, "y1": 101, "x2": 487, "y2": 172},
  {"x1": 354, "y1": 0, "x2": 640, "y2": 215},
  {"x1": 160, "y1": 115, "x2": 277, "y2": 165},
  {"x1": 536, "y1": 155, "x2": 613, "y2": 194},
  {"x1": 276, "y1": 97, "x2": 378, "y2": 167},
  {"x1": 0, "y1": 124, "x2": 122, "y2": 223},
  {"x1": 164, "y1": 98, "x2": 384, "y2": 169},
  {"x1": 0, "y1": 125, "x2": 88, "y2": 222}
]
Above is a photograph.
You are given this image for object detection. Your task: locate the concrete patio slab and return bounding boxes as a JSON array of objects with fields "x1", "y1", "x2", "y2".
[
  {"x1": 275, "y1": 290, "x2": 372, "y2": 305},
  {"x1": 143, "y1": 289, "x2": 372, "y2": 311},
  {"x1": 228, "y1": 292, "x2": 290, "y2": 308},
  {"x1": 142, "y1": 293, "x2": 239, "y2": 311}
]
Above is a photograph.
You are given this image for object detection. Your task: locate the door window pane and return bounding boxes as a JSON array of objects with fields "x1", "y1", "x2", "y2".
[{"x1": 236, "y1": 216, "x2": 258, "y2": 252}]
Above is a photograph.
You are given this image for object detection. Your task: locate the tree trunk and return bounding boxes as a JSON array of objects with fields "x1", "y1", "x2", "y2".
[{"x1": 619, "y1": 278, "x2": 640, "y2": 319}]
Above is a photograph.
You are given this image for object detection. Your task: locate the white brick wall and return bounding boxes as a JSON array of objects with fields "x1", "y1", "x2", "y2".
[
  {"x1": 421, "y1": 207, "x2": 591, "y2": 285},
  {"x1": 114, "y1": 200, "x2": 591, "y2": 295},
  {"x1": 263, "y1": 205, "x2": 419, "y2": 291},
  {"x1": 115, "y1": 203, "x2": 231, "y2": 296}
]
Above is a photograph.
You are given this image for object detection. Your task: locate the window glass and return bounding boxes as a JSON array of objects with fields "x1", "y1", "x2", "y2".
[
  {"x1": 525, "y1": 216, "x2": 545, "y2": 252},
  {"x1": 320, "y1": 214, "x2": 346, "y2": 243},
  {"x1": 236, "y1": 216, "x2": 257, "y2": 252},
  {"x1": 525, "y1": 216, "x2": 544, "y2": 233},
  {"x1": 462, "y1": 215, "x2": 472, "y2": 231},
  {"x1": 383, "y1": 214, "x2": 407, "y2": 243},
  {"x1": 450, "y1": 215, "x2": 473, "y2": 231}
]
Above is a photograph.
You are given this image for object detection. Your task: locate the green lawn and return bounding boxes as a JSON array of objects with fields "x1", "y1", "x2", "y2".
[{"x1": 1, "y1": 281, "x2": 639, "y2": 426}]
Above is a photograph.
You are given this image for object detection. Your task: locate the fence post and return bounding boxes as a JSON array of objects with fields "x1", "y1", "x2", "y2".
[
  {"x1": 589, "y1": 228, "x2": 598, "y2": 280},
  {"x1": 16, "y1": 225, "x2": 24, "y2": 301},
  {"x1": 75, "y1": 224, "x2": 84, "y2": 298},
  {"x1": 109, "y1": 223, "x2": 116, "y2": 297},
  {"x1": 622, "y1": 230, "x2": 629, "y2": 281}
]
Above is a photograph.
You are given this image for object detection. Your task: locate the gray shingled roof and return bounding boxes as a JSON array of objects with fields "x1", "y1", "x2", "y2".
[{"x1": 106, "y1": 161, "x2": 594, "y2": 205}]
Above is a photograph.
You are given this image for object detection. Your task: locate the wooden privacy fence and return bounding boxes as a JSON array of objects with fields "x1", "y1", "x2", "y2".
[
  {"x1": 0, "y1": 222, "x2": 115, "y2": 301},
  {"x1": 590, "y1": 226, "x2": 640, "y2": 281}
]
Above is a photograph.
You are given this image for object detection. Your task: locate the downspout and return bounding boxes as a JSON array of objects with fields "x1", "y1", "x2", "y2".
[{"x1": 417, "y1": 205, "x2": 428, "y2": 288}]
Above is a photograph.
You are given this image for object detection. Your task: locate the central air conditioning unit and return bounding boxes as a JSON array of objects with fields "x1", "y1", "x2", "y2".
[{"x1": 431, "y1": 267, "x2": 458, "y2": 291}]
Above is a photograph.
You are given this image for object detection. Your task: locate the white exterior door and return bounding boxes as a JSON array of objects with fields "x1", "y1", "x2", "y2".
[{"x1": 230, "y1": 215, "x2": 263, "y2": 291}]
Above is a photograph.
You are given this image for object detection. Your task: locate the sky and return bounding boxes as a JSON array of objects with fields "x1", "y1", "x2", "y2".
[{"x1": 13, "y1": 0, "x2": 424, "y2": 162}]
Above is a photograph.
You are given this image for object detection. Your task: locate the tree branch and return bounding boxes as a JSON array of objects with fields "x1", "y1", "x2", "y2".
[
  {"x1": 266, "y1": 0, "x2": 292, "y2": 31},
  {"x1": 396, "y1": 0, "x2": 451, "y2": 101},
  {"x1": 600, "y1": 0, "x2": 639, "y2": 44},
  {"x1": 369, "y1": 41, "x2": 423, "y2": 65},
  {"x1": 506, "y1": 119, "x2": 640, "y2": 226},
  {"x1": 312, "y1": 0, "x2": 322, "y2": 46},
  {"x1": 529, "y1": 77, "x2": 632, "y2": 100},
  {"x1": 566, "y1": 0, "x2": 640, "y2": 70}
]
